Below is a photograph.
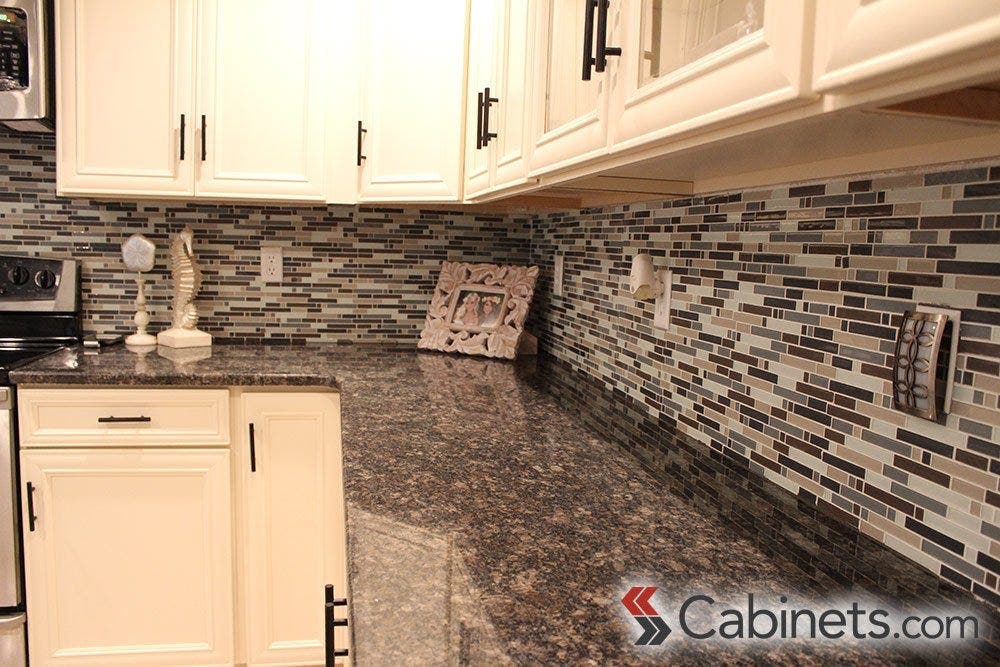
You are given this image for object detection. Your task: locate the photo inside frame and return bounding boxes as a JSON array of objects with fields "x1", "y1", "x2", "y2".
[{"x1": 447, "y1": 285, "x2": 509, "y2": 332}]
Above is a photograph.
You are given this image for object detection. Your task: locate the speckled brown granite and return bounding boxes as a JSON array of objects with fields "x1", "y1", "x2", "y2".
[
  {"x1": 8, "y1": 343, "x2": 345, "y2": 388},
  {"x1": 10, "y1": 344, "x2": 998, "y2": 665}
]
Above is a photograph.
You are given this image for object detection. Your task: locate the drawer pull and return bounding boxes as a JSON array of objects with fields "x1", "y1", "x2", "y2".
[
  {"x1": 356, "y1": 120, "x2": 367, "y2": 166},
  {"x1": 97, "y1": 415, "x2": 152, "y2": 424},
  {"x1": 201, "y1": 114, "x2": 207, "y2": 161},
  {"x1": 179, "y1": 113, "x2": 186, "y2": 160},
  {"x1": 325, "y1": 585, "x2": 349, "y2": 664},
  {"x1": 595, "y1": 0, "x2": 622, "y2": 72},
  {"x1": 581, "y1": 0, "x2": 597, "y2": 80},
  {"x1": 26, "y1": 482, "x2": 37, "y2": 532},
  {"x1": 249, "y1": 423, "x2": 257, "y2": 472}
]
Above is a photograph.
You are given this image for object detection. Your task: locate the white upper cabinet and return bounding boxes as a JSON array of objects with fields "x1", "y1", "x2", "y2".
[
  {"x1": 358, "y1": 0, "x2": 470, "y2": 202},
  {"x1": 196, "y1": 0, "x2": 330, "y2": 200},
  {"x1": 528, "y1": 0, "x2": 613, "y2": 175},
  {"x1": 464, "y1": 0, "x2": 532, "y2": 199},
  {"x1": 611, "y1": 0, "x2": 812, "y2": 151},
  {"x1": 813, "y1": 0, "x2": 1000, "y2": 96},
  {"x1": 56, "y1": 0, "x2": 196, "y2": 197},
  {"x1": 57, "y1": 0, "x2": 337, "y2": 202}
]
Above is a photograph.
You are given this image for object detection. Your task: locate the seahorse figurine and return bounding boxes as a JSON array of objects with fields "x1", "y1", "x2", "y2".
[{"x1": 157, "y1": 225, "x2": 213, "y2": 348}]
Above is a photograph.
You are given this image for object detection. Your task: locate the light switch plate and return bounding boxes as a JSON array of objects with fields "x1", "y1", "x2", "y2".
[
  {"x1": 261, "y1": 246, "x2": 283, "y2": 282},
  {"x1": 654, "y1": 271, "x2": 671, "y2": 330},
  {"x1": 553, "y1": 254, "x2": 564, "y2": 297}
]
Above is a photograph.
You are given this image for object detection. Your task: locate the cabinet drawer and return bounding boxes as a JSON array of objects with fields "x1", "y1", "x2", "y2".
[{"x1": 18, "y1": 388, "x2": 230, "y2": 448}]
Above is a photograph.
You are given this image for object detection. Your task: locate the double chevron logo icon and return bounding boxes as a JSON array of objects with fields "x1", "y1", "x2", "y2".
[{"x1": 622, "y1": 586, "x2": 671, "y2": 645}]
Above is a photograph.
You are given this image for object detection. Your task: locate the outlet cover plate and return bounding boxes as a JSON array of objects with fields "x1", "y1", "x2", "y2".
[
  {"x1": 553, "y1": 255, "x2": 564, "y2": 297},
  {"x1": 261, "y1": 246, "x2": 283, "y2": 282},
  {"x1": 654, "y1": 271, "x2": 671, "y2": 330}
]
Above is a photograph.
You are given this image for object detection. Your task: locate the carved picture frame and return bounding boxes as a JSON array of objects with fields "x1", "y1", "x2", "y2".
[{"x1": 418, "y1": 261, "x2": 539, "y2": 360}]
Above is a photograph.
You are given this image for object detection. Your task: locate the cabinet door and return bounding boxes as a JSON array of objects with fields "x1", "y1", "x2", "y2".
[
  {"x1": 196, "y1": 0, "x2": 329, "y2": 201},
  {"x1": 611, "y1": 0, "x2": 811, "y2": 151},
  {"x1": 56, "y1": 0, "x2": 196, "y2": 197},
  {"x1": 528, "y1": 0, "x2": 611, "y2": 175},
  {"x1": 358, "y1": 0, "x2": 469, "y2": 202},
  {"x1": 21, "y1": 449, "x2": 233, "y2": 667},
  {"x1": 239, "y1": 393, "x2": 347, "y2": 666},
  {"x1": 490, "y1": 0, "x2": 533, "y2": 191},
  {"x1": 464, "y1": 0, "x2": 500, "y2": 199},
  {"x1": 813, "y1": 0, "x2": 1000, "y2": 95}
]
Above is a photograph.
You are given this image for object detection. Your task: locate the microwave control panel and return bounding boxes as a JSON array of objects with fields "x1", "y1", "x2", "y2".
[{"x1": 0, "y1": 7, "x2": 28, "y2": 91}]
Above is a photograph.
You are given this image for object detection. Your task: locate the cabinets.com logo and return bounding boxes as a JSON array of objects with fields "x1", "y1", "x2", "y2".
[{"x1": 621, "y1": 587, "x2": 981, "y2": 645}]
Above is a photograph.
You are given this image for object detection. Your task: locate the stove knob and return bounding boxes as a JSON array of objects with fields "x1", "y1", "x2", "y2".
[
  {"x1": 35, "y1": 269, "x2": 57, "y2": 289},
  {"x1": 8, "y1": 265, "x2": 29, "y2": 285}
]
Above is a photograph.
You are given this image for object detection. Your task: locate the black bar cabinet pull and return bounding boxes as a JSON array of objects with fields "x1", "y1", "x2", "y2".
[
  {"x1": 481, "y1": 87, "x2": 498, "y2": 146},
  {"x1": 581, "y1": 0, "x2": 597, "y2": 80},
  {"x1": 25, "y1": 482, "x2": 37, "y2": 532},
  {"x1": 595, "y1": 0, "x2": 622, "y2": 72},
  {"x1": 325, "y1": 584, "x2": 349, "y2": 665},
  {"x1": 179, "y1": 114, "x2": 186, "y2": 160},
  {"x1": 200, "y1": 114, "x2": 207, "y2": 161},
  {"x1": 249, "y1": 423, "x2": 256, "y2": 473},
  {"x1": 356, "y1": 120, "x2": 367, "y2": 166},
  {"x1": 97, "y1": 415, "x2": 151, "y2": 424},
  {"x1": 476, "y1": 91, "x2": 485, "y2": 150}
]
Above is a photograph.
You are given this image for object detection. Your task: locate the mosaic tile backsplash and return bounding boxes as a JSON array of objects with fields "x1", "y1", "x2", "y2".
[
  {"x1": 0, "y1": 131, "x2": 531, "y2": 342},
  {"x1": 530, "y1": 163, "x2": 1000, "y2": 608}
]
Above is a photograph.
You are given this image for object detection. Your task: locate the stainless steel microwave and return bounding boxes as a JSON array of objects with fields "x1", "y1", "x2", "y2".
[{"x1": 0, "y1": 0, "x2": 52, "y2": 131}]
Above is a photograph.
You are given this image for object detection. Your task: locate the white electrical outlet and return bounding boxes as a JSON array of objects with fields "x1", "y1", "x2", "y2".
[
  {"x1": 261, "y1": 246, "x2": 283, "y2": 282},
  {"x1": 654, "y1": 271, "x2": 671, "y2": 330},
  {"x1": 553, "y1": 254, "x2": 565, "y2": 297}
]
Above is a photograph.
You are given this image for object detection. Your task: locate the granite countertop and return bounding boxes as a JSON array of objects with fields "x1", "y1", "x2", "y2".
[{"x1": 10, "y1": 344, "x2": 995, "y2": 665}]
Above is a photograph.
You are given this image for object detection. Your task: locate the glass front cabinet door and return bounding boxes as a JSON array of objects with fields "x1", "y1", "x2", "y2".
[{"x1": 611, "y1": 0, "x2": 813, "y2": 151}]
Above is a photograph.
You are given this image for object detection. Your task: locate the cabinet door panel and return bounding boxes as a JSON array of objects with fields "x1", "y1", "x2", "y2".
[
  {"x1": 21, "y1": 449, "x2": 233, "y2": 667},
  {"x1": 612, "y1": 0, "x2": 811, "y2": 151},
  {"x1": 814, "y1": 0, "x2": 1000, "y2": 94},
  {"x1": 464, "y1": 0, "x2": 500, "y2": 198},
  {"x1": 197, "y1": 0, "x2": 328, "y2": 200},
  {"x1": 359, "y1": 0, "x2": 469, "y2": 202},
  {"x1": 491, "y1": 0, "x2": 532, "y2": 190},
  {"x1": 240, "y1": 393, "x2": 347, "y2": 666},
  {"x1": 56, "y1": 0, "x2": 195, "y2": 196},
  {"x1": 528, "y1": 0, "x2": 610, "y2": 175}
]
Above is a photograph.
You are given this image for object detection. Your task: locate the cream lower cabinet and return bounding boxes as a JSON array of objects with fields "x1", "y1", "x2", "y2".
[
  {"x1": 20, "y1": 448, "x2": 234, "y2": 667},
  {"x1": 18, "y1": 388, "x2": 349, "y2": 667},
  {"x1": 237, "y1": 392, "x2": 348, "y2": 667}
]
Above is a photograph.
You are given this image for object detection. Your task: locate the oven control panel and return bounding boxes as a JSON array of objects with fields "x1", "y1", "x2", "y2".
[
  {"x1": 0, "y1": 7, "x2": 28, "y2": 91},
  {"x1": 0, "y1": 255, "x2": 77, "y2": 312}
]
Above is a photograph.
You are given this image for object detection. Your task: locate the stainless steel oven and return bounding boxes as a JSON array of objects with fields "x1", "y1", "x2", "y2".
[
  {"x1": 0, "y1": 0, "x2": 52, "y2": 131},
  {"x1": 0, "y1": 254, "x2": 82, "y2": 666},
  {"x1": 0, "y1": 386, "x2": 25, "y2": 666}
]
